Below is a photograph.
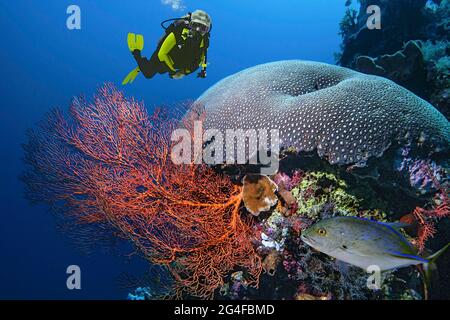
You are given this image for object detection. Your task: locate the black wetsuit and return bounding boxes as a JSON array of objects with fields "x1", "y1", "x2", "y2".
[
  {"x1": 132, "y1": 50, "x2": 169, "y2": 79},
  {"x1": 132, "y1": 27, "x2": 208, "y2": 79}
]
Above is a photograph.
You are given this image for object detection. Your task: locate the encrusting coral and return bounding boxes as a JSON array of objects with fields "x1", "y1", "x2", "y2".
[
  {"x1": 242, "y1": 174, "x2": 278, "y2": 216},
  {"x1": 297, "y1": 172, "x2": 352, "y2": 215}
]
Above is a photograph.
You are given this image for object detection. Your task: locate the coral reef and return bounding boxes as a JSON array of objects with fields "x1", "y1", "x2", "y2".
[
  {"x1": 242, "y1": 174, "x2": 278, "y2": 216},
  {"x1": 127, "y1": 287, "x2": 153, "y2": 300},
  {"x1": 218, "y1": 168, "x2": 424, "y2": 300},
  {"x1": 354, "y1": 41, "x2": 427, "y2": 97},
  {"x1": 337, "y1": 0, "x2": 430, "y2": 67},
  {"x1": 195, "y1": 60, "x2": 449, "y2": 167},
  {"x1": 408, "y1": 196, "x2": 449, "y2": 252},
  {"x1": 196, "y1": 51, "x2": 450, "y2": 299},
  {"x1": 24, "y1": 78, "x2": 449, "y2": 300},
  {"x1": 403, "y1": 174, "x2": 449, "y2": 252},
  {"x1": 335, "y1": 1, "x2": 450, "y2": 278},
  {"x1": 120, "y1": 265, "x2": 175, "y2": 299},
  {"x1": 337, "y1": 0, "x2": 450, "y2": 118},
  {"x1": 22, "y1": 84, "x2": 262, "y2": 299},
  {"x1": 338, "y1": 6, "x2": 358, "y2": 39},
  {"x1": 396, "y1": 147, "x2": 448, "y2": 194},
  {"x1": 421, "y1": 39, "x2": 450, "y2": 118},
  {"x1": 290, "y1": 171, "x2": 361, "y2": 219}
]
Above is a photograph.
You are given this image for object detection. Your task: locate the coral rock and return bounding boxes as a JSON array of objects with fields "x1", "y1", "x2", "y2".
[
  {"x1": 337, "y1": 0, "x2": 429, "y2": 67},
  {"x1": 278, "y1": 189, "x2": 296, "y2": 216},
  {"x1": 196, "y1": 61, "x2": 449, "y2": 167},
  {"x1": 294, "y1": 293, "x2": 329, "y2": 300},
  {"x1": 262, "y1": 250, "x2": 280, "y2": 276},
  {"x1": 242, "y1": 174, "x2": 278, "y2": 216},
  {"x1": 355, "y1": 40, "x2": 425, "y2": 86}
]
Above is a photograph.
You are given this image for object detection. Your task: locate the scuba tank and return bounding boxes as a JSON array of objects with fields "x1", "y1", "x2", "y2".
[{"x1": 159, "y1": 15, "x2": 190, "y2": 43}]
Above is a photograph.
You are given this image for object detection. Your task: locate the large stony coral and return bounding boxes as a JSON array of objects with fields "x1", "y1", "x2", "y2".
[{"x1": 195, "y1": 61, "x2": 449, "y2": 167}]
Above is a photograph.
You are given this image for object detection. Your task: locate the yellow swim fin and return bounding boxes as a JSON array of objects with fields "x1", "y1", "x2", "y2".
[
  {"x1": 122, "y1": 67, "x2": 140, "y2": 85},
  {"x1": 127, "y1": 33, "x2": 136, "y2": 51},
  {"x1": 127, "y1": 33, "x2": 144, "y2": 51},
  {"x1": 136, "y1": 34, "x2": 144, "y2": 51}
]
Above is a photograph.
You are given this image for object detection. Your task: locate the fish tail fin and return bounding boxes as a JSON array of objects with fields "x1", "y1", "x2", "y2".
[
  {"x1": 426, "y1": 242, "x2": 450, "y2": 263},
  {"x1": 421, "y1": 242, "x2": 450, "y2": 300}
]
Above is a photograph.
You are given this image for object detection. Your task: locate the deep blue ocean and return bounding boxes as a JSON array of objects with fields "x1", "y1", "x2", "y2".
[{"x1": 0, "y1": 0, "x2": 352, "y2": 299}]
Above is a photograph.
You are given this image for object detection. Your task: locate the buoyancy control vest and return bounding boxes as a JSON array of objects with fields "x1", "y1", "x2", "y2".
[{"x1": 157, "y1": 18, "x2": 210, "y2": 72}]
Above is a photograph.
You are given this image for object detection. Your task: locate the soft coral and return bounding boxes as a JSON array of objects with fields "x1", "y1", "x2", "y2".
[{"x1": 404, "y1": 165, "x2": 449, "y2": 252}]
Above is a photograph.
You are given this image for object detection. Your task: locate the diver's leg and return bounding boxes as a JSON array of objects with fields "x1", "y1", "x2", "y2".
[{"x1": 132, "y1": 50, "x2": 158, "y2": 79}]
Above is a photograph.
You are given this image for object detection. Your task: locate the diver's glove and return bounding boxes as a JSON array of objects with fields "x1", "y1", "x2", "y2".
[
  {"x1": 170, "y1": 71, "x2": 186, "y2": 80},
  {"x1": 197, "y1": 69, "x2": 207, "y2": 78}
]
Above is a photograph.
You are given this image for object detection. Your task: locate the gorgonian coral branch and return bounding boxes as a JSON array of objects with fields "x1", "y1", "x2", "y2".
[
  {"x1": 22, "y1": 83, "x2": 261, "y2": 299},
  {"x1": 410, "y1": 165, "x2": 449, "y2": 252}
]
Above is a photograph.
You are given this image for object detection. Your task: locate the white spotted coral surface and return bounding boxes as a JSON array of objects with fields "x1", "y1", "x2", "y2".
[{"x1": 196, "y1": 60, "x2": 450, "y2": 166}]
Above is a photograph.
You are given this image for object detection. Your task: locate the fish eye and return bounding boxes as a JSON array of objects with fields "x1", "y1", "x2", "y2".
[{"x1": 317, "y1": 228, "x2": 327, "y2": 236}]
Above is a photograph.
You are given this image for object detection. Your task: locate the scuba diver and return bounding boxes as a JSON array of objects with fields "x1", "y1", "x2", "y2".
[{"x1": 122, "y1": 10, "x2": 212, "y2": 84}]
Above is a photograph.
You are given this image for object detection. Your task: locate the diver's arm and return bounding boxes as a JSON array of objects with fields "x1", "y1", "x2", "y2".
[
  {"x1": 199, "y1": 38, "x2": 207, "y2": 68},
  {"x1": 157, "y1": 33, "x2": 177, "y2": 73},
  {"x1": 197, "y1": 40, "x2": 208, "y2": 78},
  {"x1": 199, "y1": 53, "x2": 207, "y2": 69}
]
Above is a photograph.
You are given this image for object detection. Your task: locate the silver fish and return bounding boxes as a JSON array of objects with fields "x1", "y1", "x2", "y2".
[{"x1": 301, "y1": 216, "x2": 449, "y2": 273}]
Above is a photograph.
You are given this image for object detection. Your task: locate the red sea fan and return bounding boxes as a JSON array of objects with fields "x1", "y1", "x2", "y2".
[
  {"x1": 404, "y1": 166, "x2": 449, "y2": 252},
  {"x1": 411, "y1": 192, "x2": 449, "y2": 252},
  {"x1": 22, "y1": 83, "x2": 262, "y2": 299}
]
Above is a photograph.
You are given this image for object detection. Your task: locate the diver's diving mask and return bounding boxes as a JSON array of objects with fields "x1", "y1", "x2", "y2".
[{"x1": 190, "y1": 22, "x2": 209, "y2": 35}]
